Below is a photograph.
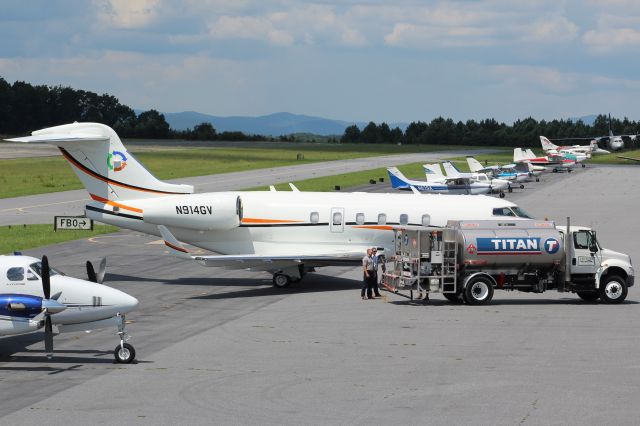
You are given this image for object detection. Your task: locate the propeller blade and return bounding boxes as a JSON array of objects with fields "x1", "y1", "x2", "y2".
[
  {"x1": 97, "y1": 258, "x2": 106, "y2": 284},
  {"x1": 44, "y1": 315, "x2": 53, "y2": 359},
  {"x1": 41, "y1": 255, "x2": 50, "y2": 300},
  {"x1": 86, "y1": 261, "x2": 97, "y2": 283}
]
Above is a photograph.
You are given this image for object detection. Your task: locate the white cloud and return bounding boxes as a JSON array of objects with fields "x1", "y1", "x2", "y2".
[
  {"x1": 207, "y1": 4, "x2": 367, "y2": 47},
  {"x1": 94, "y1": 0, "x2": 161, "y2": 29},
  {"x1": 522, "y1": 16, "x2": 579, "y2": 43}
]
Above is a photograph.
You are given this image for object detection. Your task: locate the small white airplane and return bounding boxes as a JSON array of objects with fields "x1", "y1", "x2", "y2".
[
  {"x1": 540, "y1": 136, "x2": 609, "y2": 158},
  {"x1": 0, "y1": 254, "x2": 138, "y2": 363},
  {"x1": 389, "y1": 165, "x2": 495, "y2": 196},
  {"x1": 438, "y1": 160, "x2": 511, "y2": 193},
  {"x1": 466, "y1": 157, "x2": 540, "y2": 184},
  {"x1": 9, "y1": 122, "x2": 533, "y2": 288}
]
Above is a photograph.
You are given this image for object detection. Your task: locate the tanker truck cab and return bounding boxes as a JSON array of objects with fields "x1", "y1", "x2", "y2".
[{"x1": 557, "y1": 225, "x2": 634, "y2": 303}]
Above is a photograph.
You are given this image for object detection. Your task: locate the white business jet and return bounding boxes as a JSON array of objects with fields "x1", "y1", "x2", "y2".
[
  {"x1": 9, "y1": 123, "x2": 532, "y2": 288},
  {"x1": 540, "y1": 136, "x2": 609, "y2": 158},
  {"x1": 438, "y1": 161, "x2": 511, "y2": 194},
  {"x1": 0, "y1": 254, "x2": 138, "y2": 363}
]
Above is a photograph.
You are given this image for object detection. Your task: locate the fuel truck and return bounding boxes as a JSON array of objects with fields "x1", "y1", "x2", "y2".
[{"x1": 381, "y1": 219, "x2": 634, "y2": 305}]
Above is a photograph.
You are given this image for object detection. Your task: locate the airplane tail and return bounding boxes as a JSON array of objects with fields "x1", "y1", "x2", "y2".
[
  {"x1": 422, "y1": 163, "x2": 443, "y2": 182},
  {"x1": 608, "y1": 113, "x2": 614, "y2": 137},
  {"x1": 466, "y1": 157, "x2": 484, "y2": 172},
  {"x1": 386, "y1": 167, "x2": 411, "y2": 189},
  {"x1": 525, "y1": 149, "x2": 537, "y2": 159},
  {"x1": 441, "y1": 161, "x2": 461, "y2": 177},
  {"x1": 7, "y1": 122, "x2": 193, "y2": 201},
  {"x1": 539, "y1": 136, "x2": 558, "y2": 152},
  {"x1": 513, "y1": 148, "x2": 528, "y2": 162}
]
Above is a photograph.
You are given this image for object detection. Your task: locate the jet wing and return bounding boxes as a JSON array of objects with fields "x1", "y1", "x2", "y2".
[{"x1": 158, "y1": 225, "x2": 363, "y2": 270}]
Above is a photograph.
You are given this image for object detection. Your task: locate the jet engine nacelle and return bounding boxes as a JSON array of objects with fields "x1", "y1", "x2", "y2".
[{"x1": 142, "y1": 193, "x2": 243, "y2": 231}]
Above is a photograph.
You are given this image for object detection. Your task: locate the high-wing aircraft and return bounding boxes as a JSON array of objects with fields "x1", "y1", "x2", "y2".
[
  {"x1": 466, "y1": 157, "x2": 540, "y2": 184},
  {"x1": 550, "y1": 114, "x2": 636, "y2": 152},
  {"x1": 0, "y1": 254, "x2": 138, "y2": 362},
  {"x1": 438, "y1": 160, "x2": 511, "y2": 193},
  {"x1": 388, "y1": 165, "x2": 496, "y2": 196},
  {"x1": 514, "y1": 148, "x2": 575, "y2": 172},
  {"x1": 540, "y1": 136, "x2": 609, "y2": 157},
  {"x1": 9, "y1": 123, "x2": 532, "y2": 288}
]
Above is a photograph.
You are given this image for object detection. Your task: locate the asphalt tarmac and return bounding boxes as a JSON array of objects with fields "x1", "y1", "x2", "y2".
[
  {"x1": 0, "y1": 148, "x2": 496, "y2": 226},
  {"x1": 1, "y1": 163, "x2": 639, "y2": 425}
]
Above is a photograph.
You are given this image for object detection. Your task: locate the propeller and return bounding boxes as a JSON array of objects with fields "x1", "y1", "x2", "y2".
[
  {"x1": 86, "y1": 258, "x2": 107, "y2": 284},
  {"x1": 40, "y1": 255, "x2": 57, "y2": 359}
]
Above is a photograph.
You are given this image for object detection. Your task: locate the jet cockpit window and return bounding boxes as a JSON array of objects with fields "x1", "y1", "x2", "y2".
[
  {"x1": 492, "y1": 207, "x2": 515, "y2": 217},
  {"x1": 27, "y1": 269, "x2": 39, "y2": 281},
  {"x1": 7, "y1": 267, "x2": 24, "y2": 281},
  {"x1": 356, "y1": 213, "x2": 365, "y2": 225},
  {"x1": 510, "y1": 207, "x2": 532, "y2": 219},
  {"x1": 29, "y1": 262, "x2": 62, "y2": 277}
]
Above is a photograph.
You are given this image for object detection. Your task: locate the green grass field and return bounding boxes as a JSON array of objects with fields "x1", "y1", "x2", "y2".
[
  {"x1": 587, "y1": 149, "x2": 640, "y2": 164},
  {"x1": 0, "y1": 143, "x2": 499, "y2": 199},
  {"x1": 0, "y1": 224, "x2": 118, "y2": 254}
]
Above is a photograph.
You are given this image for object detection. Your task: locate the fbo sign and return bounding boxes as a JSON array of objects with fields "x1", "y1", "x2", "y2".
[{"x1": 54, "y1": 216, "x2": 93, "y2": 231}]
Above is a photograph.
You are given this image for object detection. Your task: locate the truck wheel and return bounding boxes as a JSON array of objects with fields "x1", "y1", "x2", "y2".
[
  {"x1": 599, "y1": 275, "x2": 627, "y2": 304},
  {"x1": 464, "y1": 277, "x2": 494, "y2": 305},
  {"x1": 443, "y1": 293, "x2": 464, "y2": 304},
  {"x1": 576, "y1": 291, "x2": 599, "y2": 302}
]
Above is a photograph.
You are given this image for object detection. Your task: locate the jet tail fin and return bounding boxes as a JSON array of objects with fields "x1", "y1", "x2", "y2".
[{"x1": 7, "y1": 122, "x2": 193, "y2": 201}]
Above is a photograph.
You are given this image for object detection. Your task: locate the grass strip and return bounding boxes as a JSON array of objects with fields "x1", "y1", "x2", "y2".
[
  {"x1": 0, "y1": 144, "x2": 503, "y2": 199},
  {"x1": 0, "y1": 224, "x2": 118, "y2": 254}
]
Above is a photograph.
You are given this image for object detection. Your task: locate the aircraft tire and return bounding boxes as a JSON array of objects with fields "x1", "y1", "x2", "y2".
[
  {"x1": 599, "y1": 275, "x2": 627, "y2": 304},
  {"x1": 536, "y1": 178, "x2": 540, "y2": 182},
  {"x1": 576, "y1": 291, "x2": 599, "y2": 302},
  {"x1": 273, "y1": 273, "x2": 291, "y2": 288},
  {"x1": 114, "y1": 343, "x2": 136, "y2": 364},
  {"x1": 499, "y1": 192, "x2": 505, "y2": 198},
  {"x1": 519, "y1": 184, "x2": 525, "y2": 189}
]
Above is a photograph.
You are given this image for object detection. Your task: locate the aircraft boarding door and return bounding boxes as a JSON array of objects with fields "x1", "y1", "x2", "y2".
[
  {"x1": 571, "y1": 230, "x2": 601, "y2": 275},
  {"x1": 330, "y1": 207, "x2": 345, "y2": 233}
]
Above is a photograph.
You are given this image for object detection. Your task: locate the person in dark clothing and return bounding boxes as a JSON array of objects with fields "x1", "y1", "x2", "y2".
[
  {"x1": 371, "y1": 248, "x2": 382, "y2": 297},
  {"x1": 361, "y1": 248, "x2": 375, "y2": 300}
]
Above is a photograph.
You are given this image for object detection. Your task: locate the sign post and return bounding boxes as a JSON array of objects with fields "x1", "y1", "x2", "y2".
[{"x1": 54, "y1": 216, "x2": 93, "y2": 231}]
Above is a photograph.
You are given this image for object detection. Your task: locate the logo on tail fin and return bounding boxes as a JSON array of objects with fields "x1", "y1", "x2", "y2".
[{"x1": 107, "y1": 151, "x2": 128, "y2": 172}]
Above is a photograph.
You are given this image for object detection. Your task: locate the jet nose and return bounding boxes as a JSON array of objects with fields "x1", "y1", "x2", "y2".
[{"x1": 118, "y1": 292, "x2": 139, "y2": 313}]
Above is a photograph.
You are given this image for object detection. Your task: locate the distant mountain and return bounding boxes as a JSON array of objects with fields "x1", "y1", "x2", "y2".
[{"x1": 158, "y1": 110, "x2": 408, "y2": 136}]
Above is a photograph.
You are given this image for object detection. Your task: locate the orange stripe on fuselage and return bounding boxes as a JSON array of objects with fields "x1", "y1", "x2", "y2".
[
  {"x1": 351, "y1": 225, "x2": 394, "y2": 231},
  {"x1": 241, "y1": 218, "x2": 303, "y2": 224},
  {"x1": 90, "y1": 194, "x2": 143, "y2": 214}
]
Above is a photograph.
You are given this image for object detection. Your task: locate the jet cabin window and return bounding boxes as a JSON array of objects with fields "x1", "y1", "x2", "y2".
[
  {"x1": 332, "y1": 212, "x2": 343, "y2": 226},
  {"x1": 399, "y1": 214, "x2": 409, "y2": 225},
  {"x1": 310, "y1": 212, "x2": 319, "y2": 224},
  {"x1": 356, "y1": 213, "x2": 365, "y2": 225},
  {"x1": 7, "y1": 267, "x2": 24, "y2": 281},
  {"x1": 378, "y1": 213, "x2": 387, "y2": 225}
]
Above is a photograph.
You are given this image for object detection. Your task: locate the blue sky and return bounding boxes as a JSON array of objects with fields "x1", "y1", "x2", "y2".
[{"x1": 0, "y1": 0, "x2": 639, "y2": 123}]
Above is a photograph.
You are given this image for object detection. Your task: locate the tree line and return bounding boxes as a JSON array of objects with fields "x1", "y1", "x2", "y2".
[
  {"x1": 342, "y1": 116, "x2": 640, "y2": 147},
  {"x1": 0, "y1": 77, "x2": 266, "y2": 141}
]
